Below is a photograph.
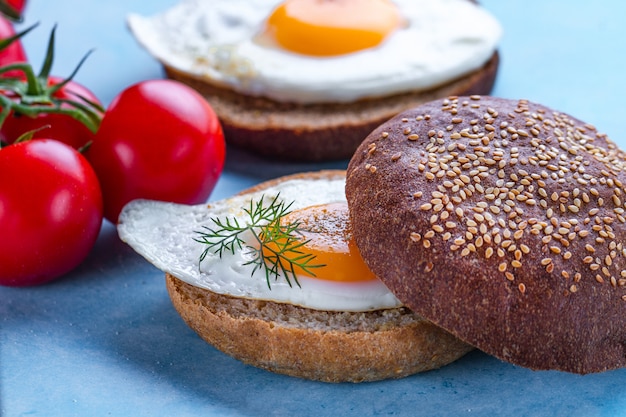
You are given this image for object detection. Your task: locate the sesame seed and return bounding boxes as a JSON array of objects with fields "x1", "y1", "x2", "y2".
[
  {"x1": 410, "y1": 232, "x2": 421, "y2": 242},
  {"x1": 614, "y1": 195, "x2": 622, "y2": 206},
  {"x1": 550, "y1": 246, "x2": 562, "y2": 254}
]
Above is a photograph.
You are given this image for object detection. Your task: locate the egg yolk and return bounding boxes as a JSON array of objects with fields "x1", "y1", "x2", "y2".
[
  {"x1": 263, "y1": 0, "x2": 403, "y2": 56},
  {"x1": 265, "y1": 202, "x2": 377, "y2": 282}
]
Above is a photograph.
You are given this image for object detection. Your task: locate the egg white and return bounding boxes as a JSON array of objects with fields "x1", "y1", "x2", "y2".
[
  {"x1": 127, "y1": 0, "x2": 502, "y2": 104},
  {"x1": 117, "y1": 176, "x2": 402, "y2": 312}
]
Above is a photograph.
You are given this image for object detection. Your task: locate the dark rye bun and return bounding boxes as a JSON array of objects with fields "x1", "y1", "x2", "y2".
[
  {"x1": 165, "y1": 170, "x2": 473, "y2": 383},
  {"x1": 346, "y1": 96, "x2": 626, "y2": 374},
  {"x1": 164, "y1": 52, "x2": 499, "y2": 162}
]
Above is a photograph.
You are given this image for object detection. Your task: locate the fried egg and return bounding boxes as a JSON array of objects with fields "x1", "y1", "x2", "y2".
[
  {"x1": 117, "y1": 175, "x2": 402, "y2": 312},
  {"x1": 127, "y1": 0, "x2": 502, "y2": 103}
]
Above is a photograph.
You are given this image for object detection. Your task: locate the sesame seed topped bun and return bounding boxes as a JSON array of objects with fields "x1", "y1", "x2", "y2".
[{"x1": 346, "y1": 96, "x2": 626, "y2": 374}]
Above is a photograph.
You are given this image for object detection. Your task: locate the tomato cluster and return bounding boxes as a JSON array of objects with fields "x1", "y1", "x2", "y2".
[{"x1": 0, "y1": 9, "x2": 226, "y2": 286}]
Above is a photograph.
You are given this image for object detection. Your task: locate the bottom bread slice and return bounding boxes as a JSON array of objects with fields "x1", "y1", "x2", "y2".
[
  {"x1": 163, "y1": 52, "x2": 499, "y2": 162},
  {"x1": 165, "y1": 273, "x2": 473, "y2": 383}
]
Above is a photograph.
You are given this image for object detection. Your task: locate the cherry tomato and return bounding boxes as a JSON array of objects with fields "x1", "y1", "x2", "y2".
[
  {"x1": 0, "y1": 15, "x2": 26, "y2": 72},
  {"x1": 5, "y1": 0, "x2": 26, "y2": 14},
  {"x1": 0, "y1": 76, "x2": 102, "y2": 148},
  {"x1": 0, "y1": 139, "x2": 103, "y2": 286},
  {"x1": 87, "y1": 79, "x2": 225, "y2": 223}
]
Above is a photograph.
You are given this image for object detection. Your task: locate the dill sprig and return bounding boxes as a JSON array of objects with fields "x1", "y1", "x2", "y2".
[{"x1": 194, "y1": 194, "x2": 325, "y2": 289}]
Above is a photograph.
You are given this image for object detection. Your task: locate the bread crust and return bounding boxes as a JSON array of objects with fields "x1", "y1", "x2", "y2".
[
  {"x1": 165, "y1": 170, "x2": 473, "y2": 382},
  {"x1": 346, "y1": 96, "x2": 626, "y2": 374},
  {"x1": 164, "y1": 52, "x2": 499, "y2": 161}
]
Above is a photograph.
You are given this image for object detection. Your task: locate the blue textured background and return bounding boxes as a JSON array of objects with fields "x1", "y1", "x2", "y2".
[{"x1": 2, "y1": 1, "x2": 626, "y2": 416}]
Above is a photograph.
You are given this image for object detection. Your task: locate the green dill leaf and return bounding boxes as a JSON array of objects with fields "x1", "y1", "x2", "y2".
[{"x1": 193, "y1": 193, "x2": 326, "y2": 289}]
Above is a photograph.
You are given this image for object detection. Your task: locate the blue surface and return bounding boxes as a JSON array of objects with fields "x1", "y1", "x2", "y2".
[{"x1": 2, "y1": 1, "x2": 626, "y2": 416}]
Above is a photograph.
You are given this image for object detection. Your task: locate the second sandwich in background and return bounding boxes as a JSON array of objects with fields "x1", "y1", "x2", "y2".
[{"x1": 128, "y1": 0, "x2": 502, "y2": 161}]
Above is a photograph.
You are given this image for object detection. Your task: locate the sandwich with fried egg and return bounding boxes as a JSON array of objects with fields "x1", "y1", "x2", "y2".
[
  {"x1": 117, "y1": 170, "x2": 473, "y2": 383},
  {"x1": 119, "y1": 95, "x2": 626, "y2": 380},
  {"x1": 127, "y1": 0, "x2": 502, "y2": 161}
]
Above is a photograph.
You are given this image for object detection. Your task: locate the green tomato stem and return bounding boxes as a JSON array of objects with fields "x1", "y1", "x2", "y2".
[{"x1": 0, "y1": 25, "x2": 103, "y2": 135}]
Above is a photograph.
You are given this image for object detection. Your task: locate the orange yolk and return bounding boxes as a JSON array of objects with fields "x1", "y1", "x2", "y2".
[
  {"x1": 263, "y1": 0, "x2": 403, "y2": 56},
  {"x1": 265, "y1": 202, "x2": 377, "y2": 282}
]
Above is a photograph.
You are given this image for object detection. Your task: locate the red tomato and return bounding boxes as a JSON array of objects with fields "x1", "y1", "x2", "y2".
[
  {"x1": 0, "y1": 139, "x2": 103, "y2": 286},
  {"x1": 0, "y1": 15, "x2": 26, "y2": 71},
  {"x1": 6, "y1": 0, "x2": 26, "y2": 14},
  {"x1": 0, "y1": 76, "x2": 102, "y2": 148},
  {"x1": 87, "y1": 79, "x2": 225, "y2": 223}
]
